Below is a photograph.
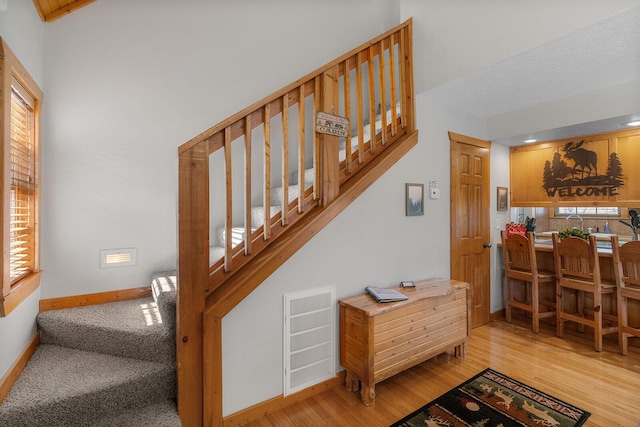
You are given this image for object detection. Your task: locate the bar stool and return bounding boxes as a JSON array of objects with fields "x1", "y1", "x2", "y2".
[
  {"x1": 552, "y1": 233, "x2": 617, "y2": 352},
  {"x1": 611, "y1": 235, "x2": 640, "y2": 355},
  {"x1": 501, "y1": 230, "x2": 556, "y2": 333}
]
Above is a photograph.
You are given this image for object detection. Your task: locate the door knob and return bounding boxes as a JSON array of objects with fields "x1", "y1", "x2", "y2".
[{"x1": 483, "y1": 242, "x2": 492, "y2": 248}]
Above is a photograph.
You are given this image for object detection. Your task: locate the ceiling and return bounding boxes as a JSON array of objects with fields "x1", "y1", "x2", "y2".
[
  {"x1": 32, "y1": 1, "x2": 640, "y2": 146},
  {"x1": 31, "y1": 0, "x2": 93, "y2": 22},
  {"x1": 419, "y1": 5, "x2": 640, "y2": 146}
]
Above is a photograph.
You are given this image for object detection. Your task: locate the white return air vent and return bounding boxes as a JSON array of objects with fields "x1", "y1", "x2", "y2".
[
  {"x1": 283, "y1": 287, "x2": 336, "y2": 395},
  {"x1": 99, "y1": 248, "x2": 137, "y2": 269}
]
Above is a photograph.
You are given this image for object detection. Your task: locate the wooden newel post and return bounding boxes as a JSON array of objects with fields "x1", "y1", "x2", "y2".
[
  {"x1": 177, "y1": 141, "x2": 209, "y2": 426},
  {"x1": 318, "y1": 66, "x2": 341, "y2": 207}
]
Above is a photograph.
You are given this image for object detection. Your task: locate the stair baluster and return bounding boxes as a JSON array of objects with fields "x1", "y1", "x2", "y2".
[{"x1": 177, "y1": 19, "x2": 417, "y2": 426}]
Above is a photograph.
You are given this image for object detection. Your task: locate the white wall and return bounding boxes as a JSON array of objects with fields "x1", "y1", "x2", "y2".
[
  {"x1": 0, "y1": 0, "x2": 44, "y2": 383},
  {"x1": 490, "y1": 143, "x2": 511, "y2": 312},
  {"x1": 1, "y1": 0, "x2": 634, "y2": 410},
  {"x1": 222, "y1": 93, "x2": 487, "y2": 415},
  {"x1": 38, "y1": 0, "x2": 399, "y2": 299},
  {"x1": 487, "y1": 79, "x2": 640, "y2": 140},
  {"x1": 400, "y1": 0, "x2": 640, "y2": 92}
]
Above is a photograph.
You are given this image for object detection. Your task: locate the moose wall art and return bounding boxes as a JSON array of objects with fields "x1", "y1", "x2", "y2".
[
  {"x1": 509, "y1": 128, "x2": 640, "y2": 207},
  {"x1": 542, "y1": 139, "x2": 623, "y2": 198}
]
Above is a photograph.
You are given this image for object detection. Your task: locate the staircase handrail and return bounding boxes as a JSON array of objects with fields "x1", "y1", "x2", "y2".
[{"x1": 177, "y1": 18, "x2": 415, "y2": 426}]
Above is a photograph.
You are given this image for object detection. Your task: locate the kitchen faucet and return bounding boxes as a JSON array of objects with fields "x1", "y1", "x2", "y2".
[{"x1": 566, "y1": 214, "x2": 584, "y2": 231}]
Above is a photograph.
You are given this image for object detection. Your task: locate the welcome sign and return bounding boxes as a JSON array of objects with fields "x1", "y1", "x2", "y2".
[
  {"x1": 542, "y1": 140, "x2": 623, "y2": 199},
  {"x1": 509, "y1": 128, "x2": 640, "y2": 207}
]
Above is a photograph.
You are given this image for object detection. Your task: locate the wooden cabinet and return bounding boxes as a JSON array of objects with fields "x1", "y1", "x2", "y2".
[
  {"x1": 338, "y1": 278, "x2": 470, "y2": 405},
  {"x1": 510, "y1": 127, "x2": 640, "y2": 207}
]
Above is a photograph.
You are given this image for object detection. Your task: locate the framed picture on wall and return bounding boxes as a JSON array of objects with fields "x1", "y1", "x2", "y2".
[
  {"x1": 497, "y1": 186, "x2": 508, "y2": 211},
  {"x1": 406, "y1": 183, "x2": 424, "y2": 216}
]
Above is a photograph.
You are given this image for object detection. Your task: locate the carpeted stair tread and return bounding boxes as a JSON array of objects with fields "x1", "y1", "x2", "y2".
[
  {"x1": 0, "y1": 344, "x2": 176, "y2": 427},
  {"x1": 270, "y1": 184, "x2": 301, "y2": 206},
  {"x1": 251, "y1": 205, "x2": 281, "y2": 228},
  {"x1": 92, "y1": 399, "x2": 181, "y2": 427},
  {"x1": 151, "y1": 270, "x2": 177, "y2": 337},
  {"x1": 37, "y1": 297, "x2": 174, "y2": 365}
]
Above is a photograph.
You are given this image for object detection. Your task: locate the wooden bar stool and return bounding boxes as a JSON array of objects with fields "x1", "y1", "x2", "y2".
[
  {"x1": 611, "y1": 236, "x2": 640, "y2": 355},
  {"x1": 501, "y1": 231, "x2": 556, "y2": 333},
  {"x1": 552, "y1": 233, "x2": 617, "y2": 352}
]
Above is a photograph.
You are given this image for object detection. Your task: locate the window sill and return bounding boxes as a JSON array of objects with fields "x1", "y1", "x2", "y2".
[{"x1": 1, "y1": 271, "x2": 41, "y2": 317}]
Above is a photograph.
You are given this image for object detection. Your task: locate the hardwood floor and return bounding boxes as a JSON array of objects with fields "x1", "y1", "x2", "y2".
[{"x1": 238, "y1": 318, "x2": 640, "y2": 427}]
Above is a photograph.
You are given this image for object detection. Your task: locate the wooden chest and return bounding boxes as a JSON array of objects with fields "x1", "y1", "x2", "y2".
[{"x1": 338, "y1": 278, "x2": 470, "y2": 405}]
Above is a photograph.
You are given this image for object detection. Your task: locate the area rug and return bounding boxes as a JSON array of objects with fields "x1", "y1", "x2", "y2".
[{"x1": 391, "y1": 368, "x2": 590, "y2": 427}]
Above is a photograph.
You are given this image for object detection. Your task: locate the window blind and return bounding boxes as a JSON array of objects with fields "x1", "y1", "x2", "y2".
[
  {"x1": 9, "y1": 81, "x2": 36, "y2": 283},
  {"x1": 555, "y1": 207, "x2": 620, "y2": 217}
]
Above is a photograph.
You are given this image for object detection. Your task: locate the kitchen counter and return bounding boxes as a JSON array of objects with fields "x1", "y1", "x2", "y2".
[
  {"x1": 533, "y1": 232, "x2": 633, "y2": 252},
  {"x1": 499, "y1": 235, "x2": 640, "y2": 338}
]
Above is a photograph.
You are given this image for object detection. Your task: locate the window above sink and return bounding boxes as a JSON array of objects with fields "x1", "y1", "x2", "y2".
[{"x1": 554, "y1": 207, "x2": 620, "y2": 217}]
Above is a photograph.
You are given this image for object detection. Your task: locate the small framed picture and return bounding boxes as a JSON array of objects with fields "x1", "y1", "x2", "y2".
[
  {"x1": 497, "y1": 186, "x2": 508, "y2": 211},
  {"x1": 406, "y1": 183, "x2": 424, "y2": 216}
]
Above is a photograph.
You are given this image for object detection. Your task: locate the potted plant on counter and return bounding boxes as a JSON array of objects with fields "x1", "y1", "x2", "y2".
[{"x1": 557, "y1": 228, "x2": 590, "y2": 240}]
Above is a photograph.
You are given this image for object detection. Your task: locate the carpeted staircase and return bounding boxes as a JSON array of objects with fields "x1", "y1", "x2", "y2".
[
  {"x1": 0, "y1": 271, "x2": 180, "y2": 426},
  {"x1": 210, "y1": 167, "x2": 316, "y2": 264}
]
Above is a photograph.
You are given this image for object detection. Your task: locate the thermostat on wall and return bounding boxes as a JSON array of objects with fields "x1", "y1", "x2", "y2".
[{"x1": 429, "y1": 181, "x2": 440, "y2": 199}]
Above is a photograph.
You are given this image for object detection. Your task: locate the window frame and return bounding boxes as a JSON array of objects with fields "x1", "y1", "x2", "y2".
[
  {"x1": 0, "y1": 38, "x2": 43, "y2": 317},
  {"x1": 552, "y1": 206, "x2": 622, "y2": 219}
]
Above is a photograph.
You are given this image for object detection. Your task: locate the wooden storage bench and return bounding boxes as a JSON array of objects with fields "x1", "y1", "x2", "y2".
[{"x1": 338, "y1": 278, "x2": 470, "y2": 405}]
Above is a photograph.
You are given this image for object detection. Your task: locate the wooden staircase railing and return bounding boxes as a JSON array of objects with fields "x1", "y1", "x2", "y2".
[{"x1": 177, "y1": 19, "x2": 416, "y2": 426}]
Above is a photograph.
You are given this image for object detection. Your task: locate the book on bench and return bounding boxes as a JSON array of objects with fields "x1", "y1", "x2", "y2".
[{"x1": 365, "y1": 286, "x2": 409, "y2": 303}]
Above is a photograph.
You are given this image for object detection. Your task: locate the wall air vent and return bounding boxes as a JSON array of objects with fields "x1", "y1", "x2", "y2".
[
  {"x1": 99, "y1": 248, "x2": 137, "y2": 268},
  {"x1": 283, "y1": 286, "x2": 336, "y2": 395}
]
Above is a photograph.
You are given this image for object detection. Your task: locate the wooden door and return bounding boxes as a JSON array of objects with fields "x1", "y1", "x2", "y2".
[{"x1": 449, "y1": 132, "x2": 491, "y2": 328}]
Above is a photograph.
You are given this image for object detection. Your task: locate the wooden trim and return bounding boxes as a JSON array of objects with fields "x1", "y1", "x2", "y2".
[
  {"x1": 263, "y1": 103, "x2": 272, "y2": 240},
  {"x1": 32, "y1": 0, "x2": 96, "y2": 23},
  {"x1": 319, "y1": 66, "x2": 340, "y2": 207},
  {"x1": 178, "y1": 19, "x2": 414, "y2": 154},
  {"x1": 379, "y1": 39, "x2": 387, "y2": 146},
  {"x1": 389, "y1": 32, "x2": 398, "y2": 137},
  {"x1": 0, "y1": 39, "x2": 43, "y2": 317},
  {"x1": 356, "y1": 51, "x2": 364, "y2": 163},
  {"x1": 448, "y1": 131, "x2": 492, "y2": 149},
  {"x1": 178, "y1": 21, "x2": 417, "y2": 425},
  {"x1": 0, "y1": 332, "x2": 39, "y2": 404},
  {"x1": 203, "y1": 314, "x2": 223, "y2": 426},
  {"x1": 222, "y1": 372, "x2": 346, "y2": 427},
  {"x1": 367, "y1": 46, "x2": 376, "y2": 154},
  {"x1": 177, "y1": 141, "x2": 209, "y2": 427},
  {"x1": 343, "y1": 57, "x2": 353, "y2": 173},
  {"x1": 397, "y1": 21, "x2": 416, "y2": 134},
  {"x1": 224, "y1": 127, "x2": 233, "y2": 272},
  {"x1": 244, "y1": 117, "x2": 253, "y2": 255},
  {"x1": 207, "y1": 130, "x2": 418, "y2": 318},
  {"x1": 490, "y1": 308, "x2": 506, "y2": 322},
  {"x1": 297, "y1": 85, "x2": 306, "y2": 212},
  {"x1": 39, "y1": 285, "x2": 152, "y2": 312},
  {"x1": 0, "y1": 39, "x2": 44, "y2": 101},
  {"x1": 2, "y1": 271, "x2": 41, "y2": 316}
]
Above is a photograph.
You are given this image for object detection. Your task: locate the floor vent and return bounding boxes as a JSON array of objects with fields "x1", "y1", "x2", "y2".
[{"x1": 283, "y1": 287, "x2": 336, "y2": 395}]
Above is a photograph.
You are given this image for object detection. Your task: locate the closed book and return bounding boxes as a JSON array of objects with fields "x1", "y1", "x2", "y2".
[{"x1": 365, "y1": 286, "x2": 409, "y2": 303}]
